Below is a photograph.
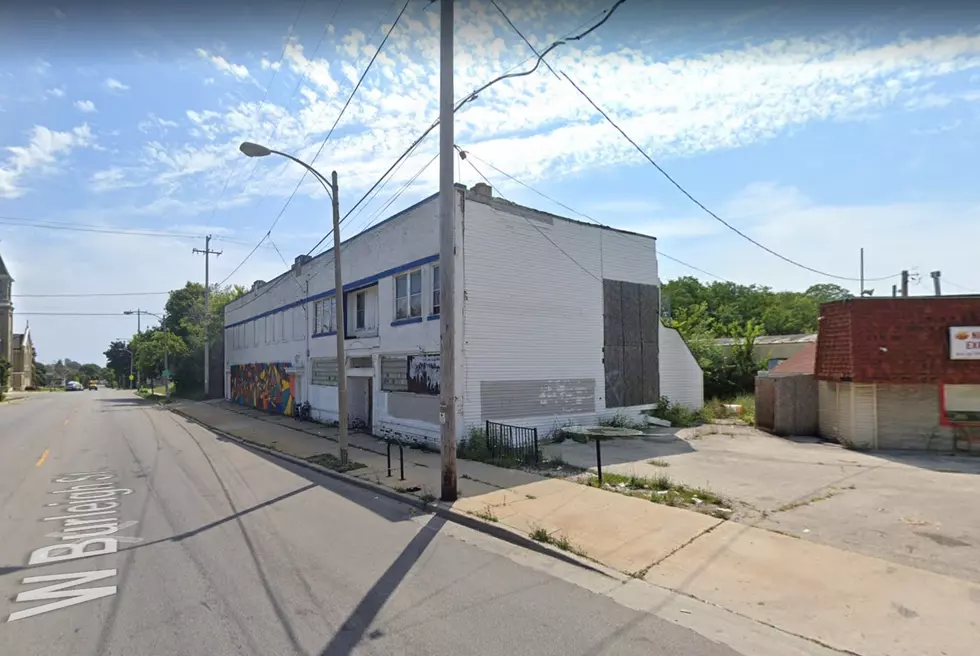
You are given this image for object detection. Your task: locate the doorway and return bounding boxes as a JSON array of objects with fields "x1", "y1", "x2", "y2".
[{"x1": 348, "y1": 376, "x2": 373, "y2": 433}]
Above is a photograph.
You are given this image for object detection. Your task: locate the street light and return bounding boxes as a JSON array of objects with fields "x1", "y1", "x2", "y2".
[
  {"x1": 239, "y1": 140, "x2": 349, "y2": 466},
  {"x1": 125, "y1": 309, "x2": 170, "y2": 397}
]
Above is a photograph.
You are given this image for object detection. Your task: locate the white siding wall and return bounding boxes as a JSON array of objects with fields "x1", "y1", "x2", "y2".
[
  {"x1": 224, "y1": 194, "x2": 449, "y2": 439},
  {"x1": 460, "y1": 195, "x2": 659, "y2": 437},
  {"x1": 658, "y1": 323, "x2": 704, "y2": 410}
]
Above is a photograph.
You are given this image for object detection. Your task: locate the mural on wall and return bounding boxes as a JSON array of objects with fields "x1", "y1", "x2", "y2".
[{"x1": 231, "y1": 362, "x2": 295, "y2": 415}]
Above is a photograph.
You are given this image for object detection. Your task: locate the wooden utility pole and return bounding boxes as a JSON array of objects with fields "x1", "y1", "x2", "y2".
[
  {"x1": 931, "y1": 271, "x2": 942, "y2": 296},
  {"x1": 331, "y1": 171, "x2": 349, "y2": 466},
  {"x1": 193, "y1": 235, "x2": 222, "y2": 397},
  {"x1": 438, "y1": 0, "x2": 458, "y2": 502},
  {"x1": 900, "y1": 270, "x2": 909, "y2": 297}
]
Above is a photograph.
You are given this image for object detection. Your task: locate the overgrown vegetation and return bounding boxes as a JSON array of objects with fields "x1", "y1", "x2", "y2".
[
  {"x1": 0, "y1": 358, "x2": 11, "y2": 401},
  {"x1": 647, "y1": 394, "x2": 757, "y2": 428},
  {"x1": 584, "y1": 471, "x2": 731, "y2": 516},
  {"x1": 597, "y1": 413, "x2": 646, "y2": 431},
  {"x1": 662, "y1": 278, "x2": 851, "y2": 400}
]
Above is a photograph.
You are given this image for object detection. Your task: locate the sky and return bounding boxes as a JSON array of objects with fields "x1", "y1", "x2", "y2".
[{"x1": 1, "y1": 0, "x2": 979, "y2": 364}]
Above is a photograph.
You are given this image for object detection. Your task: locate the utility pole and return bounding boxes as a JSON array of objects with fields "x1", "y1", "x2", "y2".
[
  {"x1": 859, "y1": 247, "x2": 864, "y2": 297},
  {"x1": 331, "y1": 171, "x2": 349, "y2": 467},
  {"x1": 900, "y1": 270, "x2": 909, "y2": 297},
  {"x1": 931, "y1": 271, "x2": 942, "y2": 296},
  {"x1": 892, "y1": 284, "x2": 897, "y2": 297},
  {"x1": 438, "y1": 0, "x2": 458, "y2": 502},
  {"x1": 193, "y1": 236, "x2": 222, "y2": 398}
]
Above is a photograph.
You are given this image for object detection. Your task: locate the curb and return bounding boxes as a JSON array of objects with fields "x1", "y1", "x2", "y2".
[{"x1": 169, "y1": 406, "x2": 615, "y2": 579}]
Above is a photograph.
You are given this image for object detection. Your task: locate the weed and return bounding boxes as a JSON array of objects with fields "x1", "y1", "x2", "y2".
[
  {"x1": 647, "y1": 459, "x2": 670, "y2": 467},
  {"x1": 307, "y1": 453, "x2": 367, "y2": 473},
  {"x1": 528, "y1": 526, "x2": 588, "y2": 558},
  {"x1": 774, "y1": 489, "x2": 839, "y2": 513},
  {"x1": 598, "y1": 413, "x2": 646, "y2": 431},
  {"x1": 584, "y1": 471, "x2": 730, "y2": 514},
  {"x1": 419, "y1": 485, "x2": 437, "y2": 504},
  {"x1": 471, "y1": 506, "x2": 499, "y2": 523},
  {"x1": 525, "y1": 494, "x2": 537, "y2": 500}
]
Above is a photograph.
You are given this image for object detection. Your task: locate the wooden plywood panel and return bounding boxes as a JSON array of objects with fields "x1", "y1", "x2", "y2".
[
  {"x1": 623, "y1": 344, "x2": 643, "y2": 406},
  {"x1": 603, "y1": 280, "x2": 624, "y2": 348},
  {"x1": 604, "y1": 346, "x2": 626, "y2": 408}
]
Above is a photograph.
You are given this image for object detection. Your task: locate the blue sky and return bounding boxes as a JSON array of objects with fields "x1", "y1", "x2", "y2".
[{"x1": 1, "y1": 0, "x2": 979, "y2": 363}]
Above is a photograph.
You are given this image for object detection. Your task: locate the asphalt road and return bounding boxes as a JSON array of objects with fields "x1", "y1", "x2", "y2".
[{"x1": 0, "y1": 389, "x2": 741, "y2": 656}]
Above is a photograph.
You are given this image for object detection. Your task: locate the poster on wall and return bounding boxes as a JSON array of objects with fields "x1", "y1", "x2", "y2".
[{"x1": 949, "y1": 327, "x2": 980, "y2": 360}]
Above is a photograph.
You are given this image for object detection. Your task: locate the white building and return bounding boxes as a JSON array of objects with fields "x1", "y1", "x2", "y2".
[{"x1": 224, "y1": 183, "x2": 703, "y2": 446}]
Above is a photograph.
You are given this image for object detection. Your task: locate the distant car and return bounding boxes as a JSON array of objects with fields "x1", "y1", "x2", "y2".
[
  {"x1": 65, "y1": 381, "x2": 83, "y2": 391},
  {"x1": 87, "y1": 382, "x2": 98, "y2": 391}
]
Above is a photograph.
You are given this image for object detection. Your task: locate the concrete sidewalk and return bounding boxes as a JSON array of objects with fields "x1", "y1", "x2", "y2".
[{"x1": 170, "y1": 399, "x2": 979, "y2": 656}]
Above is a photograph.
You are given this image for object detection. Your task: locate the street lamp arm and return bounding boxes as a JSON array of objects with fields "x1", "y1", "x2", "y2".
[{"x1": 267, "y1": 148, "x2": 334, "y2": 200}]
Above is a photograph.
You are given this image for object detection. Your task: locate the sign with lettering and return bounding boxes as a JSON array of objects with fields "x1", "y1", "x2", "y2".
[{"x1": 950, "y1": 327, "x2": 980, "y2": 360}]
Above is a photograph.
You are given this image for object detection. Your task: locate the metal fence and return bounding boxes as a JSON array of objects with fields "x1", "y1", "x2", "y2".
[{"x1": 485, "y1": 420, "x2": 540, "y2": 467}]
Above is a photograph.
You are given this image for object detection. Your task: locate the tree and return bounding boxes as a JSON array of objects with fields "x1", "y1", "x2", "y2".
[
  {"x1": 31, "y1": 347, "x2": 46, "y2": 388},
  {"x1": 77, "y1": 363, "x2": 102, "y2": 386},
  {"x1": 804, "y1": 283, "x2": 854, "y2": 304},
  {"x1": 0, "y1": 358, "x2": 10, "y2": 399},
  {"x1": 132, "y1": 331, "x2": 188, "y2": 380},
  {"x1": 104, "y1": 340, "x2": 132, "y2": 387}
]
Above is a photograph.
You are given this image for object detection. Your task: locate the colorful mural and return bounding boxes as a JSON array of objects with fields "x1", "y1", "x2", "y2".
[{"x1": 231, "y1": 362, "x2": 295, "y2": 416}]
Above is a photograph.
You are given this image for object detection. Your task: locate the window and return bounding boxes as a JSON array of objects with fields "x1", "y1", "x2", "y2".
[
  {"x1": 315, "y1": 297, "x2": 337, "y2": 334},
  {"x1": 431, "y1": 264, "x2": 440, "y2": 316},
  {"x1": 394, "y1": 269, "x2": 422, "y2": 320},
  {"x1": 355, "y1": 291, "x2": 366, "y2": 330}
]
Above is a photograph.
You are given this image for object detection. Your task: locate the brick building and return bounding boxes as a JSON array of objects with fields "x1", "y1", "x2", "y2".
[{"x1": 815, "y1": 296, "x2": 980, "y2": 450}]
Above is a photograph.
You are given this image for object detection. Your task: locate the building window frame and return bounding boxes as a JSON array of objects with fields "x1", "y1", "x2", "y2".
[
  {"x1": 394, "y1": 268, "x2": 423, "y2": 322},
  {"x1": 431, "y1": 264, "x2": 441, "y2": 317},
  {"x1": 314, "y1": 297, "x2": 337, "y2": 335}
]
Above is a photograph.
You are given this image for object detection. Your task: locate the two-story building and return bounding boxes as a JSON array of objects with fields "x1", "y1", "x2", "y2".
[{"x1": 223, "y1": 182, "x2": 703, "y2": 445}]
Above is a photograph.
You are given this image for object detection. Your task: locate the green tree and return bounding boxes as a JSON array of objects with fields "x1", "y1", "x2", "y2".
[
  {"x1": 0, "y1": 358, "x2": 10, "y2": 400},
  {"x1": 132, "y1": 331, "x2": 188, "y2": 380},
  {"x1": 804, "y1": 283, "x2": 854, "y2": 304},
  {"x1": 104, "y1": 340, "x2": 132, "y2": 387},
  {"x1": 31, "y1": 347, "x2": 46, "y2": 388}
]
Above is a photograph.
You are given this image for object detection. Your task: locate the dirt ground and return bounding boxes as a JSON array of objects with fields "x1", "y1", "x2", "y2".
[{"x1": 543, "y1": 425, "x2": 980, "y2": 584}]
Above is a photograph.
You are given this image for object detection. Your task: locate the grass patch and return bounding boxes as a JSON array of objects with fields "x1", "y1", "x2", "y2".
[
  {"x1": 307, "y1": 453, "x2": 368, "y2": 473},
  {"x1": 528, "y1": 526, "x2": 588, "y2": 557},
  {"x1": 647, "y1": 459, "x2": 670, "y2": 467},
  {"x1": 418, "y1": 485, "x2": 436, "y2": 504},
  {"x1": 471, "y1": 506, "x2": 499, "y2": 523},
  {"x1": 647, "y1": 395, "x2": 757, "y2": 428},
  {"x1": 598, "y1": 413, "x2": 647, "y2": 431},
  {"x1": 457, "y1": 426, "x2": 579, "y2": 474},
  {"x1": 585, "y1": 471, "x2": 730, "y2": 514}
]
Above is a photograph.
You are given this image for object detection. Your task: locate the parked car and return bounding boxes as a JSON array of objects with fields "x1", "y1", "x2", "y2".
[{"x1": 65, "y1": 381, "x2": 83, "y2": 391}]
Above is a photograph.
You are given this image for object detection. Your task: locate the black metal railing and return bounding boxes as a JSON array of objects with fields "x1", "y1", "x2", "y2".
[{"x1": 485, "y1": 420, "x2": 540, "y2": 467}]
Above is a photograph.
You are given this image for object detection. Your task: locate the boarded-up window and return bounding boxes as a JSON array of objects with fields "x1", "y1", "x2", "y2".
[
  {"x1": 603, "y1": 279, "x2": 660, "y2": 408},
  {"x1": 311, "y1": 358, "x2": 338, "y2": 386},
  {"x1": 407, "y1": 354, "x2": 440, "y2": 395},
  {"x1": 350, "y1": 356, "x2": 373, "y2": 369},
  {"x1": 381, "y1": 356, "x2": 408, "y2": 391}
]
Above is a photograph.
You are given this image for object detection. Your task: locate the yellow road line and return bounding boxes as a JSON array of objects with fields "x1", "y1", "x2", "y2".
[{"x1": 35, "y1": 449, "x2": 50, "y2": 468}]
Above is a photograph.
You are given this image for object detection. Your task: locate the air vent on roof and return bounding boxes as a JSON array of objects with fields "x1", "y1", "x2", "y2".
[
  {"x1": 294, "y1": 255, "x2": 313, "y2": 267},
  {"x1": 471, "y1": 182, "x2": 492, "y2": 199},
  {"x1": 252, "y1": 280, "x2": 266, "y2": 292}
]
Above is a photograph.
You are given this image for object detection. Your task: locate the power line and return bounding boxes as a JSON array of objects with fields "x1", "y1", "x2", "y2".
[
  {"x1": 13, "y1": 291, "x2": 170, "y2": 298},
  {"x1": 16, "y1": 312, "x2": 130, "y2": 317},
  {"x1": 458, "y1": 148, "x2": 734, "y2": 283},
  {"x1": 221, "y1": 0, "x2": 413, "y2": 286},
  {"x1": 303, "y1": 0, "x2": 628, "y2": 257},
  {"x1": 559, "y1": 72, "x2": 900, "y2": 283},
  {"x1": 462, "y1": 153, "x2": 601, "y2": 282},
  {"x1": 485, "y1": 0, "x2": 897, "y2": 284},
  {"x1": 945, "y1": 279, "x2": 980, "y2": 294},
  {"x1": 0, "y1": 215, "x2": 270, "y2": 247}
]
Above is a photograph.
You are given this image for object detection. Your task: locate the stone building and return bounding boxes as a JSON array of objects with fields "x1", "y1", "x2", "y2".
[{"x1": 0, "y1": 251, "x2": 34, "y2": 391}]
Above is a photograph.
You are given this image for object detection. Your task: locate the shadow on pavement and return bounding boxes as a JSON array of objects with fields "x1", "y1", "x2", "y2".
[{"x1": 318, "y1": 514, "x2": 446, "y2": 656}]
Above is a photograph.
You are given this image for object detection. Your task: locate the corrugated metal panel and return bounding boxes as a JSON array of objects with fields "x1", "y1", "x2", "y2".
[
  {"x1": 875, "y1": 384, "x2": 941, "y2": 449},
  {"x1": 480, "y1": 378, "x2": 596, "y2": 420},
  {"x1": 818, "y1": 380, "x2": 839, "y2": 440},
  {"x1": 380, "y1": 355, "x2": 408, "y2": 392},
  {"x1": 311, "y1": 357, "x2": 338, "y2": 386},
  {"x1": 852, "y1": 383, "x2": 877, "y2": 449}
]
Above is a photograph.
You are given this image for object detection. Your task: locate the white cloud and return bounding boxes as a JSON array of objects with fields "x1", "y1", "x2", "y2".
[
  {"x1": 89, "y1": 167, "x2": 142, "y2": 192},
  {"x1": 260, "y1": 58, "x2": 282, "y2": 71},
  {"x1": 104, "y1": 77, "x2": 130, "y2": 91},
  {"x1": 74, "y1": 99, "x2": 97, "y2": 113},
  {"x1": 0, "y1": 124, "x2": 94, "y2": 199},
  {"x1": 196, "y1": 48, "x2": 251, "y2": 81},
  {"x1": 46, "y1": 87, "x2": 65, "y2": 98}
]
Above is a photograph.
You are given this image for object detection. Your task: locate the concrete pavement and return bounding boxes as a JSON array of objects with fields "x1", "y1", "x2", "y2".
[
  {"x1": 1, "y1": 388, "x2": 763, "y2": 656},
  {"x1": 174, "y1": 398, "x2": 980, "y2": 656}
]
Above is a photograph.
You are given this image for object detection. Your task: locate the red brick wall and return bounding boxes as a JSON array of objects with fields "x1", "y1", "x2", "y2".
[
  {"x1": 816, "y1": 298, "x2": 980, "y2": 384},
  {"x1": 815, "y1": 301, "x2": 853, "y2": 380}
]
